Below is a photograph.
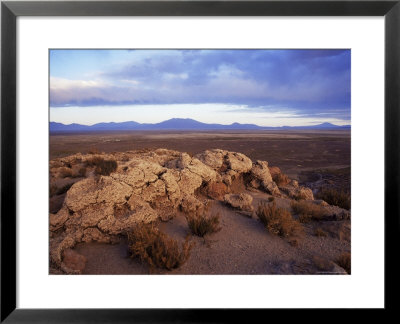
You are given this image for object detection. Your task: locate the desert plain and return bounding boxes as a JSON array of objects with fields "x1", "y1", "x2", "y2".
[{"x1": 49, "y1": 129, "x2": 351, "y2": 275}]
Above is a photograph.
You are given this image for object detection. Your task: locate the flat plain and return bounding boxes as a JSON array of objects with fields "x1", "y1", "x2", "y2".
[{"x1": 50, "y1": 130, "x2": 350, "y2": 178}]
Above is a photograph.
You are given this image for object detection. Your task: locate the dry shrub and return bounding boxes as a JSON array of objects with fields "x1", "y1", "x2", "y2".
[
  {"x1": 336, "y1": 252, "x2": 351, "y2": 274},
  {"x1": 58, "y1": 167, "x2": 73, "y2": 178},
  {"x1": 273, "y1": 172, "x2": 289, "y2": 186},
  {"x1": 127, "y1": 224, "x2": 193, "y2": 270},
  {"x1": 86, "y1": 157, "x2": 117, "y2": 176},
  {"x1": 256, "y1": 202, "x2": 303, "y2": 238},
  {"x1": 316, "y1": 188, "x2": 351, "y2": 210},
  {"x1": 291, "y1": 200, "x2": 327, "y2": 221},
  {"x1": 298, "y1": 214, "x2": 312, "y2": 223},
  {"x1": 268, "y1": 196, "x2": 275, "y2": 202},
  {"x1": 269, "y1": 167, "x2": 290, "y2": 186},
  {"x1": 186, "y1": 210, "x2": 221, "y2": 237},
  {"x1": 314, "y1": 228, "x2": 327, "y2": 237}
]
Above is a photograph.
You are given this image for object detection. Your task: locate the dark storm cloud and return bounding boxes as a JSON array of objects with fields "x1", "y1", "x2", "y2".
[{"x1": 50, "y1": 49, "x2": 350, "y2": 119}]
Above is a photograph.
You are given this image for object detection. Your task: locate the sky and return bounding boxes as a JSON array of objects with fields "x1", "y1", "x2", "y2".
[{"x1": 49, "y1": 49, "x2": 351, "y2": 126}]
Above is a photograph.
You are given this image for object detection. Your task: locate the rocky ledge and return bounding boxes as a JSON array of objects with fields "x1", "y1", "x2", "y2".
[{"x1": 49, "y1": 148, "x2": 348, "y2": 273}]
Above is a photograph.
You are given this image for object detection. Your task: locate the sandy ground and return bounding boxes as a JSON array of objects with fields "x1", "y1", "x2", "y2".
[{"x1": 74, "y1": 190, "x2": 350, "y2": 275}]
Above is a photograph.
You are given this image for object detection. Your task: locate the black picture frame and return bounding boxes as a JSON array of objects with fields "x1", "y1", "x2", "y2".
[{"x1": 1, "y1": 0, "x2": 399, "y2": 322}]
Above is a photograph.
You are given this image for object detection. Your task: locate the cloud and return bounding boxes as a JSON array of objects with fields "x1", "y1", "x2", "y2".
[{"x1": 50, "y1": 49, "x2": 350, "y2": 119}]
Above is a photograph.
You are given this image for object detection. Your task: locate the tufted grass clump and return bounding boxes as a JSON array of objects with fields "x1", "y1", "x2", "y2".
[
  {"x1": 127, "y1": 224, "x2": 193, "y2": 271},
  {"x1": 256, "y1": 202, "x2": 303, "y2": 238},
  {"x1": 291, "y1": 200, "x2": 327, "y2": 222},
  {"x1": 316, "y1": 188, "x2": 351, "y2": 210},
  {"x1": 186, "y1": 210, "x2": 221, "y2": 237},
  {"x1": 86, "y1": 156, "x2": 117, "y2": 176}
]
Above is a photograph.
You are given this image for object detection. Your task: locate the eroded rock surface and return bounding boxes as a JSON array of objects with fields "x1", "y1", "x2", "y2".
[{"x1": 49, "y1": 148, "x2": 322, "y2": 273}]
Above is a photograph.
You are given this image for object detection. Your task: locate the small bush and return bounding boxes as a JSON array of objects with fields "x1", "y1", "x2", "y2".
[
  {"x1": 268, "y1": 196, "x2": 275, "y2": 202},
  {"x1": 127, "y1": 224, "x2": 193, "y2": 270},
  {"x1": 186, "y1": 211, "x2": 221, "y2": 237},
  {"x1": 273, "y1": 172, "x2": 289, "y2": 186},
  {"x1": 256, "y1": 202, "x2": 303, "y2": 238},
  {"x1": 86, "y1": 157, "x2": 117, "y2": 176},
  {"x1": 298, "y1": 214, "x2": 312, "y2": 223},
  {"x1": 291, "y1": 201, "x2": 327, "y2": 221},
  {"x1": 336, "y1": 252, "x2": 351, "y2": 274},
  {"x1": 316, "y1": 188, "x2": 351, "y2": 210},
  {"x1": 314, "y1": 228, "x2": 327, "y2": 237}
]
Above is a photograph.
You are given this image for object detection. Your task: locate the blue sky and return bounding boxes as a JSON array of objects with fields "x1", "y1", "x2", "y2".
[{"x1": 50, "y1": 49, "x2": 350, "y2": 126}]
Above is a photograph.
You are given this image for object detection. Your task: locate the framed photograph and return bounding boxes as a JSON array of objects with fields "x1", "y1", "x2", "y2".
[{"x1": 1, "y1": 0, "x2": 399, "y2": 321}]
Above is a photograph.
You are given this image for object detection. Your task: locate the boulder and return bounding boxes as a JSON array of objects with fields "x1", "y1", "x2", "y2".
[
  {"x1": 204, "y1": 182, "x2": 229, "y2": 200},
  {"x1": 224, "y1": 193, "x2": 254, "y2": 212},
  {"x1": 269, "y1": 166, "x2": 290, "y2": 186},
  {"x1": 249, "y1": 160, "x2": 280, "y2": 195},
  {"x1": 280, "y1": 185, "x2": 314, "y2": 201}
]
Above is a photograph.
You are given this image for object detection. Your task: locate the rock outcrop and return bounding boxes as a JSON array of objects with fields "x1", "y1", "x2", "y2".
[
  {"x1": 248, "y1": 160, "x2": 280, "y2": 195},
  {"x1": 49, "y1": 148, "x2": 318, "y2": 273}
]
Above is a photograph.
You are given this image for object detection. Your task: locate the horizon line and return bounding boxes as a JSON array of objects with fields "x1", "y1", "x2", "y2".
[{"x1": 49, "y1": 118, "x2": 350, "y2": 128}]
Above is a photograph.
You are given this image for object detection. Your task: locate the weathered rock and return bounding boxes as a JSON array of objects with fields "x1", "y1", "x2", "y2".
[
  {"x1": 195, "y1": 149, "x2": 225, "y2": 169},
  {"x1": 196, "y1": 149, "x2": 252, "y2": 184},
  {"x1": 50, "y1": 148, "x2": 348, "y2": 274},
  {"x1": 249, "y1": 160, "x2": 280, "y2": 195},
  {"x1": 269, "y1": 166, "x2": 290, "y2": 186},
  {"x1": 204, "y1": 182, "x2": 229, "y2": 200},
  {"x1": 226, "y1": 152, "x2": 253, "y2": 173},
  {"x1": 82, "y1": 227, "x2": 110, "y2": 243},
  {"x1": 314, "y1": 199, "x2": 329, "y2": 207},
  {"x1": 180, "y1": 195, "x2": 205, "y2": 215},
  {"x1": 281, "y1": 185, "x2": 314, "y2": 201},
  {"x1": 224, "y1": 193, "x2": 254, "y2": 212},
  {"x1": 49, "y1": 208, "x2": 69, "y2": 231}
]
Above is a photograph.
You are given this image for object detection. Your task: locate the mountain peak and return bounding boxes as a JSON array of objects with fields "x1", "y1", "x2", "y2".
[{"x1": 50, "y1": 119, "x2": 350, "y2": 132}]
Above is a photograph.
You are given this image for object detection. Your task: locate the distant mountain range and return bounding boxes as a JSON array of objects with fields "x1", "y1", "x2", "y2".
[{"x1": 50, "y1": 118, "x2": 351, "y2": 133}]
